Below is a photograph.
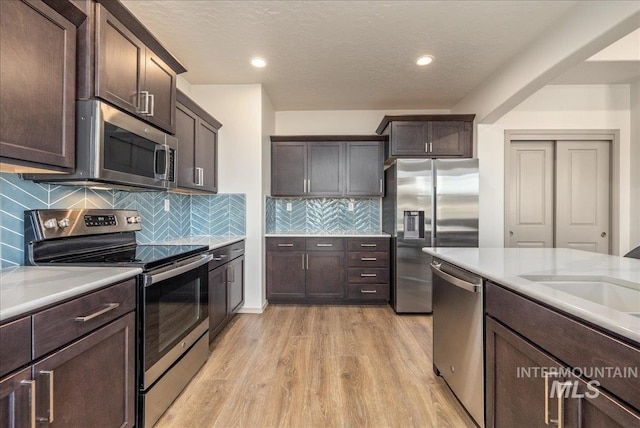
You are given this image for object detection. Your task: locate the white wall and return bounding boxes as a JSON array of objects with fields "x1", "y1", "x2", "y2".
[
  {"x1": 188, "y1": 84, "x2": 266, "y2": 311},
  {"x1": 478, "y1": 84, "x2": 633, "y2": 255},
  {"x1": 261, "y1": 87, "x2": 275, "y2": 307},
  {"x1": 630, "y1": 79, "x2": 640, "y2": 249},
  {"x1": 275, "y1": 109, "x2": 448, "y2": 135}
]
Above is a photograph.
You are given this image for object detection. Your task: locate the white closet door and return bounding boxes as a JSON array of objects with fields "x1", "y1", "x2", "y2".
[
  {"x1": 507, "y1": 141, "x2": 554, "y2": 248},
  {"x1": 555, "y1": 141, "x2": 610, "y2": 254}
]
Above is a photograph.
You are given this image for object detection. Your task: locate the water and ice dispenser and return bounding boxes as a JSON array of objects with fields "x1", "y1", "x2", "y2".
[{"x1": 403, "y1": 211, "x2": 425, "y2": 239}]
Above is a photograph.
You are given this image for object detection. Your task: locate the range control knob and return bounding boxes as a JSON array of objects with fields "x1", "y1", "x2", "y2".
[
  {"x1": 43, "y1": 219, "x2": 57, "y2": 229},
  {"x1": 135, "y1": 216, "x2": 142, "y2": 223},
  {"x1": 58, "y1": 218, "x2": 70, "y2": 228},
  {"x1": 126, "y1": 216, "x2": 137, "y2": 224}
]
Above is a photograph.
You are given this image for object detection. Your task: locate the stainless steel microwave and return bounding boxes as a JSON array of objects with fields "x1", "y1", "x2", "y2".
[{"x1": 24, "y1": 100, "x2": 177, "y2": 191}]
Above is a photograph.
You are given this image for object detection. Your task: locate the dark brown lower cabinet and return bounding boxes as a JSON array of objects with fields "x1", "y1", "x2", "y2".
[
  {"x1": 486, "y1": 281, "x2": 640, "y2": 428},
  {"x1": 208, "y1": 241, "x2": 246, "y2": 343},
  {"x1": 266, "y1": 251, "x2": 306, "y2": 299},
  {"x1": 305, "y1": 252, "x2": 344, "y2": 298},
  {"x1": 33, "y1": 313, "x2": 135, "y2": 427},
  {"x1": 0, "y1": 367, "x2": 33, "y2": 428}
]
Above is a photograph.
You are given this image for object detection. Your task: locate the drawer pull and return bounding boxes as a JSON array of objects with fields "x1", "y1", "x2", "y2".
[
  {"x1": 360, "y1": 273, "x2": 377, "y2": 277},
  {"x1": 232, "y1": 248, "x2": 242, "y2": 251},
  {"x1": 39, "y1": 370, "x2": 54, "y2": 423},
  {"x1": 360, "y1": 257, "x2": 377, "y2": 261},
  {"x1": 213, "y1": 254, "x2": 228, "y2": 261},
  {"x1": 361, "y1": 289, "x2": 378, "y2": 294},
  {"x1": 360, "y1": 243, "x2": 377, "y2": 247},
  {"x1": 278, "y1": 243, "x2": 294, "y2": 247},
  {"x1": 74, "y1": 303, "x2": 119, "y2": 322},
  {"x1": 316, "y1": 243, "x2": 333, "y2": 247}
]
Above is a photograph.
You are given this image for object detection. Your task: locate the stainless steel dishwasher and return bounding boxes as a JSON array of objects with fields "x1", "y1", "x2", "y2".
[{"x1": 432, "y1": 259, "x2": 484, "y2": 427}]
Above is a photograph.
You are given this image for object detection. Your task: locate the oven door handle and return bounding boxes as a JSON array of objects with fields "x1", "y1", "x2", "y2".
[{"x1": 143, "y1": 253, "x2": 213, "y2": 286}]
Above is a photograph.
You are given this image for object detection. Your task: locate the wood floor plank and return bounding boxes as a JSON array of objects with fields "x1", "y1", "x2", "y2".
[{"x1": 154, "y1": 305, "x2": 475, "y2": 428}]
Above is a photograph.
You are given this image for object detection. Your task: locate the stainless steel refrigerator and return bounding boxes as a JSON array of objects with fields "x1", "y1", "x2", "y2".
[{"x1": 382, "y1": 158, "x2": 479, "y2": 313}]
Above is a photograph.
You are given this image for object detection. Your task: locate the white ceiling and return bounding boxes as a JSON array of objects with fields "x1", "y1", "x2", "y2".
[{"x1": 121, "y1": 0, "x2": 635, "y2": 111}]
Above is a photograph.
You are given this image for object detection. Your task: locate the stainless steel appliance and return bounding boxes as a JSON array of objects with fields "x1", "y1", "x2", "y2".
[
  {"x1": 24, "y1": 209, "x2": 211, "y2": 428},
  {"x1": 382, "y1": 158, "x2": 479, "y2": 313},
  {"x1": 24, "y1": 100, "x2": 177, "y2": 191},
  {"x1": 431, "y1": 258, "x2": 484, "y2": 427}
]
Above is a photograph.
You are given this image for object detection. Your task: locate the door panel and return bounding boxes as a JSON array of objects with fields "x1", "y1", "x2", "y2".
[
  {"x1": 266, "y1": 251, "x2": 306, "y2": 298},
  {"x1": 175, "y1": 104, "x2": 197, "y2": 188},
  {"x1": 144, "y1": 51, "x2": 176, "y2": 133},
  {"x1": 307, "y1": 142, "x2": 343, "y2": 195},
  {"x1": 391, "y1": 122, "x2": 428, "y2": 156},
  {"x1": 428, "y1": 121, "x2": 467, "y2": 157},
  {"x1": 556, "y1": 141, "x2": 610, "y2": 254},
  {"x1": 271, "y1": 143, "x2": 306, "y2": 196},
  {"x1": 306, "y1": 252, "x2": 344, "y2": 298},
  {"x1": 196, "y1": 119, "x2": 218, "y2": 192},
  {"x1": 345, "y1": 142, "x2": 383, "y2": 196},
  {"x1": 228, "y1": 256, "x2": 244, "y2": 313},
  {"x1": 507, "y1": 142, "x2": 554, "y2": 248},
  {"x1": 208, "y1": 266, "x2": 227, "y2": 342}
]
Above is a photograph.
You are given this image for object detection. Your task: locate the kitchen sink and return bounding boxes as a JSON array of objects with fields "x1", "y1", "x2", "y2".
[{"x1": 520, "y1": 275, "x2": 640, "y2": 314}]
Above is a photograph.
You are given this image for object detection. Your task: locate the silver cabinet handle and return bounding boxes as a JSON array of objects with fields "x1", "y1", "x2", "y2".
[
  {"x1": 306, "y1": 253, "x2": 309, "y2": 269},
  {"x1": 303, "y1": 179, "x2": 307, "y2": 193},
  {"x1": 213, "y1": 254, "x2": 228, "y2": 261},
  {"x1": 429, "y1": 142, "x2": 433, "y2": 152},
  {"x1": 307, "y1": 179, "x2": 311, "y2": 193},
  {"x1": 278, "y1": 243, "x2": 294, "y2": 247},
  {"x1": 360, "y1": 243, "x2": 377, "y2": 248},
  {"x1": 20, "y1": 380, "x2": 36, "y2": 428},
  {"x1": 195, "y1": 167, "x2": 204, "y2": 186},
  {"x1": 431, "y1": 262, "x2": 481, "y2": 293},
  {"x1": 379, "y1": 179, "x2": 383, "y2": 193},
  {"x1": 360, "y1": 257, "x2": 377, "y2": 261},
  {"x1": 148, "y1": 93, "x2": 155, "y2": 117},
  {"x1": 361, "y1": 289, "x2": 377, "y2": 294},
  {"x1": 301, "y1": 254, "x2": 305, "y2": 269},
  {"x1": 360, "y1": 273, "x2": 377, "y2": 277},
  {"x1": 39, "y1": 370, "x2": 54, "y2": 423},
  {"x1": 544, "y1": 373, "x2": 551, "y2": 425},
  {"x1": 75, "y1": 303, "x2": 119, "y2": 322},
  {"x1": 425, "y1": 142, "x2": 429, "y2": 152},
  {"x1": 139, "y1": 90, "x2": 150, "y2": 114},
  {"x1": 316, "y1": 243, "x2": 333, "y2": 247},
  {"x1": 549, "y1": 381, "x2": 571, "y2": 427}
]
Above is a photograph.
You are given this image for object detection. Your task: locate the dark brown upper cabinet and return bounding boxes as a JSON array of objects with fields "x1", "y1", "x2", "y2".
[
  {"x1": 0, "y1": 0, "x2": 85, "y2": 173},
  {"x1": 95, "y1": 4, "x2": 177, "y2": 133},
  {"x1": 270, "y1": 136, "x2": 385, "y2": 197},
  {"x1": 376, "y1": 115, "x2": 475, "y2": 159},
  {"x1": 175, "y1": 90, "x2": 222, "y2": 193}
]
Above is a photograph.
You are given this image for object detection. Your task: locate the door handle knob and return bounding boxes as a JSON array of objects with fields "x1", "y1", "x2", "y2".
[
  {"x1": 601, "y1": 232, "x2": 607, "y2": 238},
  {"x1": 509, "y1": 231, "x2": 514, "y2": 236}
]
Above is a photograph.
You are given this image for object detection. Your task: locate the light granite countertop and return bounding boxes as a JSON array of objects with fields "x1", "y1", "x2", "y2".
[
  {"x1": 158, "y1": 236, "x2": 245, "y2": 250},
  {"x1": 266, "y1": 232, "x2": 390, "y2": 238},
  {"x1": 0, "y1": 266, "x2": 142, "y2": 322},
  {"x1": 422, "y1": 247, "x2": 640, "y2": 344}
]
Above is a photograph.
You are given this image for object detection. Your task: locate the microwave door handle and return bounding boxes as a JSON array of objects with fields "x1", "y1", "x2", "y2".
[{"x1": 154, "y1": 144, "x2": 169, "y2": 180}]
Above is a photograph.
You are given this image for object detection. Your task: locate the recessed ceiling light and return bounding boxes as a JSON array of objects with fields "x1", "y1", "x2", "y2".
[
  {"x1": 251, "y1": 58, "x2": 267, "y2": 68},
  {"x1": 416, "y1": 55, "x2": 434, "y2": 66}
]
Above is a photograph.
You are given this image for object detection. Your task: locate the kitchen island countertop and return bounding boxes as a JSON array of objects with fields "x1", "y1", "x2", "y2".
[
  {"x1": 422, "y1": 247, "x2": 640, "y2": 344},
  {"x1": 0, "y1": 266, "x2": 142, "y2": 322}
]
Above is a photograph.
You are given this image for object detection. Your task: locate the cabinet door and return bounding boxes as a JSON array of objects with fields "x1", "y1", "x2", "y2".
[
  {"x1": 307, "y1": 142, "x2": 343, "y2": 196},
  {"x1": 486, "y1": 316, "x2": 564, "y2": 428},
  {"x1": 95, "y1": 4, "x2": 144, "y2": 117},
  {"x1": 0, "y1": 0, "x2": 76, "y2": 169},
  {"x1": 271, "y1": 142, "x2": 307, "y2": 196},
  {"x1": 227, "y1": 256, "x2": 245, "y2": 314},
  {"x1": 144, "y1": 50, "x2": 177, "y2": 133},
  {"x1": 390, "y1": 122, "x2": 429, "y2": 156},
  {"x1": 427, "y1": 121, "x2": 472, "y2": 157},
  {"x1": 209, "y1": 265, "x2": 228, "y2": 342},
  {"x1": 345, "y1": 141, "x2": 384, "y2": 196},
  {"x1": 176, "y1": 102, "x2": 198, "y2": 189},
  {"x1": 33, "y1": 313, "x2": 135, "y2": 427},
  {"x1": 0, "y1": 368, "x2": 33, "y2": 428},
  {"x1": 196, "y1": 119, "x2": 218, "y2": 193},
  {"x1": 266, "y1": 251, "x2": 306, "y2": 299},
  {"x1": 306, "y1": 252, "x2": 345, "y2": 298}
]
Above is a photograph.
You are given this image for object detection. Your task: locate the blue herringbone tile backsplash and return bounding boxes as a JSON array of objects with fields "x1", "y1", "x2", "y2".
[
  {"x1": 0, "y1": 173, "x2": 245, "y2": 268},
  {"x1": 265, "y1": 197, "x2": 380, "y2": 233}
]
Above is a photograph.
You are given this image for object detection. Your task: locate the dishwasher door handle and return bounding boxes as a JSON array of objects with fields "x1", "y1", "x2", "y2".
[{"x1": 431, "y1": 262, "x2": 481, "y2": 293}]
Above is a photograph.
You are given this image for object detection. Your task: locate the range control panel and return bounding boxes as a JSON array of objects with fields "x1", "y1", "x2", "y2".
[{"x1": 84, "y1": 214, "x2": 117, "y2": 227}]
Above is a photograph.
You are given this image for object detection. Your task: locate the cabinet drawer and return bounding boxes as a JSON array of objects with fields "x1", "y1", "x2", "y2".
[
  {"x1": 486, "y1": 281, "x2": 640, "y2": 410},
  {"x1": 306, "y1": 237, "x2": 345, "y2": 251},
  {"x1": 348, "y1": 252, "x2": 389, "y2": 267},
  {"x1": 33, "y1": 278, "x2": 136, "y2": 359},
  {"x1": 266, "y1": 237, "x2": 306, "y2": 251},
  {"x1": 347, "y1": 283, "x2": 389, "y2": 300},
  {"x1": 347, "y1": 238, "x2": 389, "y2": 252},
  {"x1": 229, "y1": 240, "x2": 245, "y2": 257},
  {"x1": 0, "y1": 317, "x2": 31, "y2": 378},
  {"x1": 348, "y1": 268, "x2": 389, "y2": 284},
  {"x1": 209, "y1": 245, "x2": 231, "y2": 270}
]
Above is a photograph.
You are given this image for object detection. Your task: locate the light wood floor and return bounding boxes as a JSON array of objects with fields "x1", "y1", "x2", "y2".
[{"x1": 155, "y1": 305, "x2": 475, "y2": 428}]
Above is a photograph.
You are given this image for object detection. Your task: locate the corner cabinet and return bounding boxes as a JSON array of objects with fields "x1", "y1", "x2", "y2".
[
  {"x1": 376, "y1": 115, "x2": 475, "y2": 159},
  {"x1": 0, "y1": 278, "x2": 136, "y2": 428},
  {"x1": 176, "y1": 90, "x2": 222, "y2": 193},
  {"x1": 0, "y1": 0, "x2": 85, "y2": 172},
  {"x1": 266, "y1": 237, "x2": 389, "y2": 304},
  {"x1": 270, "y1": 136, "x2": 385, "y2": 197},
  {"x1": 208, "y1": 241, "x2": 245, "y2": 343},
  {"x1": 485, "y1": 281, "x2": 640, "y2": 428}
]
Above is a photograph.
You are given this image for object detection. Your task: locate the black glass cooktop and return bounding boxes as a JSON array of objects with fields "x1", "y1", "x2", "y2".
[{"x1": 48, "y1": 244, "x2": 209, "y2": 271}]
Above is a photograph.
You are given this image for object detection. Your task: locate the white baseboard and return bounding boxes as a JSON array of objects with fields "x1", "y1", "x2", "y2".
[{"x1": 236, "y1": 299, "x2": 268, "y2": 314}]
